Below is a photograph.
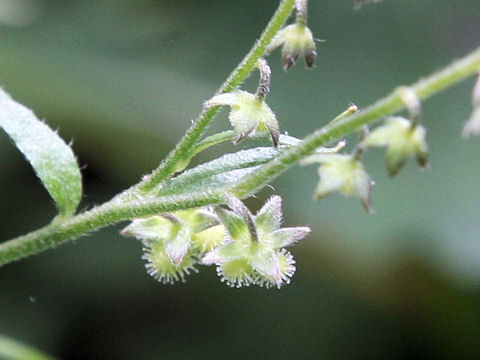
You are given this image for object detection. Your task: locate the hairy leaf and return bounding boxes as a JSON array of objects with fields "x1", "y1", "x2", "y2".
[
  {"x1": 157, "y1": 147, "x2": 279, "y2": 196},
  {"x1": 0, "y1": 88, "x2": 82, "y2": 216}
]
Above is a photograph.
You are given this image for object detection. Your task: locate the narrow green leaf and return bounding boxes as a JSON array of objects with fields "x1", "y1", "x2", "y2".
[
  {"x1": 157, "y1": 147, "x2": 279, "y2": 196},
  {"x1": 0, "y1": 88, "x2": 82, "y2": 216}
]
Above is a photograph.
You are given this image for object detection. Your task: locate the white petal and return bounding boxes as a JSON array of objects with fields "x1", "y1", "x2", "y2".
[
  {"x1": 265, "y1": 27, "x2": 288, "y2": 54},
  {"x1": 315, "y1": 165, "x2": 345, "y2": 198},
  {"x1": 270, "y1": 227, "x2": 311, "y2": 248},
  {"x1": 204, "y1": 93, "x2": 238, "y2": 108}
]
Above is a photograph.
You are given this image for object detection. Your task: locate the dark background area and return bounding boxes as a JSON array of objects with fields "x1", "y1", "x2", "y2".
[{"x1": 1, "y1": 0, "x2": 480, "y2": 359}]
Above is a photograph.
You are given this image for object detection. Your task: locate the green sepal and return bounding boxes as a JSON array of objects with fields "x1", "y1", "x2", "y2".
[{"x1": 215, "y1": 207, "x2": 250, "y2": 242}]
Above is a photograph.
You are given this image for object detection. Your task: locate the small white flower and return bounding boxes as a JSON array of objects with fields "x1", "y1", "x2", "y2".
[
  {"x1": 202, "y1": 196, "x2": 310, "y2": 288},
  {"x1": 121, "y1": 208, "x2": 219, "y2": 283},
  {"x1": 302, "y1": 153, "x2": 373, "y2": 212},
  {"x1": 363, "y1": 116, "x2": 428, "y2": 176},
  {"x1": 205, "y1": 90, "x2": 279, "y2": 146},
  {"x1": 267, "y1": 22, "x2": 317, "y2": 70}
]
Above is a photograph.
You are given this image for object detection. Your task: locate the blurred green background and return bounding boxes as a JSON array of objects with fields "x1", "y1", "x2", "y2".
[{"x1": 1, "y1": 0, "x2": 480, "y2": 359}]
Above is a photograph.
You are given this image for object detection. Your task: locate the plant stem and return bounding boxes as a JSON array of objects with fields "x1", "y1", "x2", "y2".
[
  {"x1": 192, "y1": 131, "x2": 314, "y2": 154},
  {"x1": 1, "y1": 43, "x2": 480, "y2": 267},
  {"x1": 190, "y1": 130, "x2": 235, "y2": 157},
  {"x1": 255, "y1": 58, "x2": 272, "y2": 100},
  {"x1": 130, "y1": 0, "x2": 295, "y2": 196},
  {"x1": 295, "y1": 0, "x2": 308, "y2": 25},
  {"x1": 0, "y1": 191, "x2": 227, "y2": 266}
]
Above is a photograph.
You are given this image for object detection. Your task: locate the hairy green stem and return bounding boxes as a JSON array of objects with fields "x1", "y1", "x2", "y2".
[
  {"x1": 190, "y1": 130, "x2": 236, "y2": 156},
  {"x1": 0, "y1": 191, "x2": 227, "y2": 266},
  {"x1": 191, "y1": 131, "x2": 310, "y2": 155},
  {"x1": 131, "y1": 0, "x2": 295, "y2": 195},
  {"x1": 1, "y1": 42, "x2": 480, "y2": 266}
]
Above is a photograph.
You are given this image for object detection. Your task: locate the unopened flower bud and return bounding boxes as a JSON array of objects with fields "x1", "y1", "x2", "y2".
[
  {"x1": 302, "y1": 154, "x2": 373, "y2": 212},
  {"x1": 205, "y1": 90, "x2": 279, "y2": 146},
  {"x1": 363, "y1": 116, "x2": 428, "y2": 176}
]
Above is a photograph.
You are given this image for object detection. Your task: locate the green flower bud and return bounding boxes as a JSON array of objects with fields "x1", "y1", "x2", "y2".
[
  {"x1": 363, "y1": 116, "x2": 429, "y2": 177},
  {"x1": 267, "y1": 22, "x2": 317, "y2": 70},
  {"x1": 204, "y1": 90, "x2": 279, "y2": 146},
  {"x1": 202, "y1": 196, "x2": 310, "y2": 288},
  {"x1": 302, "y1": 154, "x2": 373, "y2": 212}
]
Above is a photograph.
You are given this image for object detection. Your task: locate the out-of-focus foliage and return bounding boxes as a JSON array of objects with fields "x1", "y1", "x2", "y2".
[{"x1": 1, "y1": 1, "x2": 480, "y2": 359}]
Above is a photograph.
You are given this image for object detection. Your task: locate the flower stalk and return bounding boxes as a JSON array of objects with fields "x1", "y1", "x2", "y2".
[
  {"x1": 352, "y1": 125, "x2": 369, "y2": 160},
  {"x1": 255, "y1": 58, "x2": 272, "y2": 101},
  {"x1": 295, "y1": 0, "x2": 308, "y2": 25}
]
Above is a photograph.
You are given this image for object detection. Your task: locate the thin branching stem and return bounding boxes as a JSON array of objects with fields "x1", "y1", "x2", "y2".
[
  {"x1": 190, "y1": 130, "x2": 236, "y2": 156},
  {"x1": 1, "y1": 20, "x2": 480, "y2": 267},
  {"x1": 129, "y1": 0, "x2": 296, "y2": 196}
]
